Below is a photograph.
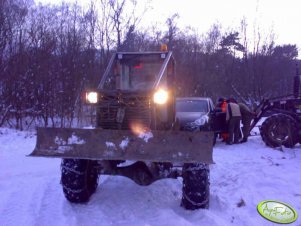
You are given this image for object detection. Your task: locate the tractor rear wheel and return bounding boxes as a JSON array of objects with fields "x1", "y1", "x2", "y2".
[
  {"x1": 260, "y1": 114, "x2": 298, "y2": 148},
  {"x1": 181, "y1": 163, "x2": 210, "y2": 210},
  {"x1": 61, "y1": 159, "x2": 99, "y2": 203}
]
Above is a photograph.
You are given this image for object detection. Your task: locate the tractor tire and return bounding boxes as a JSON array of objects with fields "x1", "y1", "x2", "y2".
[
  {"x1": 260, "y1": 114, "x2": 298, "y2": 148},
  {"x1": 61, "y1": 159, "x2": 99, "y2": 203},
  {"x1": 181, "y1": 163, "x2": 210, "y2": 210}
]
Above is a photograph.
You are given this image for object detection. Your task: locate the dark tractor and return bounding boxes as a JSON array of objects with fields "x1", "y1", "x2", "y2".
[
  {"x1": 30, "y1": 49, "x2": 213, "y2": 210},
  {"x1": 250, "y1": 72, "x2": 301, "y2": 148}
]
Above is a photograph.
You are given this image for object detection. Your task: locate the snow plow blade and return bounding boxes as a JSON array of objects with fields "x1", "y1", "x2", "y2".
[{"x1": 30, "y1": 127, "x2": 214, "y2": 164}]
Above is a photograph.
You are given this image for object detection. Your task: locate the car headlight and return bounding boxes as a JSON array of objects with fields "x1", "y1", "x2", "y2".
[
  {"x1": 85, "y1": 91, "x2": 98, "y2": 104},
  {"x1": 194, "y1": 115, "x2": 209, "y2": 126},
  {"x1": 153, "y1": 89, "x2": 168, "y2": 105}
]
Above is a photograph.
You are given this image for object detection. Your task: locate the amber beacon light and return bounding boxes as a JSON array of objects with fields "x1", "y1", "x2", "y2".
[{"x1": 161, "y1": 44, "x2": 168, "y2": 51}]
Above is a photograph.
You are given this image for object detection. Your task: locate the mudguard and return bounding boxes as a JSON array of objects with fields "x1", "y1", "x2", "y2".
[{"x1": 30, "y1": 127, "x2": 214, "y2": 164}]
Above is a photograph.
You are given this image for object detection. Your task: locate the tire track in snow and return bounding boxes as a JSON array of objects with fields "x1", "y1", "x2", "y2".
[
  {"x1": 0, "y1": 177, "x2": 39, "y2": 226},
  {"x1": 31, "y1": 176, "x2": 72, "y2": 226}
]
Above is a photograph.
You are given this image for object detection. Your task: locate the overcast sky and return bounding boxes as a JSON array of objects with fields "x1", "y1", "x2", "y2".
[{"x1": 37, "y1": 0, "x2": 301, "y2": 51}]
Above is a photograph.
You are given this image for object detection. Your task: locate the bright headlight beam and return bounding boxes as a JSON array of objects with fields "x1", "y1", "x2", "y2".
[
  {"x1": 153, "y1": 89, "x2": 168, "y2": 105},
  {"x1": 86, "y1": 92, "x2": 98, "y2": 104}
]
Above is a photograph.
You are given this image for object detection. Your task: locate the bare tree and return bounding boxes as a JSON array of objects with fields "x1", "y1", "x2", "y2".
[
  {"x1": 204, "y1": 23, "x2": 222, "y2": 54},
  {"x1": 164, "y1": 13, "x2": 179, "y2": 50}
]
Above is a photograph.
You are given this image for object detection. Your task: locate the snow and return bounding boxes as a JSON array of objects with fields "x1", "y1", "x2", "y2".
[
  {"x1": 138, "y1": 131, "x2": 154, "y2": 143},
  {"x1": 54, "y1": 134, "x2": 86, "y2": 153},
  {"x1": 119, "y1": 137, "x2": 130, "y2": 150},
  {"x1": 105, "y1": 141, "x2": 117, "y2": 149},
  {"x1": 67, "y1": 134, "x2": 85, "y2": 145},
  {"x1": 0, "y1": 127, "x2": 301, "y2": 226}
]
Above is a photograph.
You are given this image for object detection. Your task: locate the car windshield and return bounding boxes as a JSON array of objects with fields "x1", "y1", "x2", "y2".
[{"x1": 176, "y1": 100, "x2": 209, "y2": 112}]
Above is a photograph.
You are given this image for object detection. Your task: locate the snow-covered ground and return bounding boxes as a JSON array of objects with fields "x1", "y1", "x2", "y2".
[{"x1": 0, "y1": 127, "x2": 300, "y2": 226}]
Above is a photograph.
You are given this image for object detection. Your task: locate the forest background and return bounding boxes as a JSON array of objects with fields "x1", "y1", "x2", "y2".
[{"x1": 0, "y1": 0, "x2": 300, "y2": 129}]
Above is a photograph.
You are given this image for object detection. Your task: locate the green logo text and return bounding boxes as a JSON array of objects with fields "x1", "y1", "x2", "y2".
[{"x1": 257, "y1": 200, "x2": 298, "y2": 224}]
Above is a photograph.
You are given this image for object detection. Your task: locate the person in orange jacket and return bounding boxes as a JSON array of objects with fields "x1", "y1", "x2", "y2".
[{"x1": 215, "y1": 97, "x2": 229, "y2": 142}]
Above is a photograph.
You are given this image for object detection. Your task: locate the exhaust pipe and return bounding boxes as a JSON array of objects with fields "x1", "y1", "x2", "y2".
[{"x1": 293, "y1": 64, "x2": 300, "y2": 98}]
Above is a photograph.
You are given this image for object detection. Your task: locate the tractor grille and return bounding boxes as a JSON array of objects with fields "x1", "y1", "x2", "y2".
[{"x1": 97, "y1": 93, "x2": 152, "y2": 130}]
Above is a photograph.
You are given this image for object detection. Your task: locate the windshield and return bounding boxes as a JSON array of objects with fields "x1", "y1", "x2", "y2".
[
  {"x1": 103, "y1": 53, "x2": 166, "y2": 91},
  {"x1": 176, "y1": 99, "x2": 209, "y2": 112}
]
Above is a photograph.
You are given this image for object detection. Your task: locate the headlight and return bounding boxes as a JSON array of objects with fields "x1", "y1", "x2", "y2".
[
  {"x1": 85, "y1": 92, "x2": 98, "y2": 104},
  {"x1": 194, "y1": 115, "x2": 209, "y2": 126},
  {"x1": 153, "y1": 89, "x2": 168, "y2": 105}
]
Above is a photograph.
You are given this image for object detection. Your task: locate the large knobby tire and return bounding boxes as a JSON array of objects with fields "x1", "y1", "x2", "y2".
[
  {"x1": 260, "y1": 114, "x2": 298, "y2": 148},
  {"x1": 61, "y1": 159, "x2": 99, "y2": 203},
  {"x1": 181, "y1": 163, "x2": 210, "y2": 210}
]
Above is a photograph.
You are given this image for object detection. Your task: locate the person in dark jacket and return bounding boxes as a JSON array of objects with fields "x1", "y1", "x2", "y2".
[
  {"x1": 226, "y1": 98, "x2": 241, "y2": 144},
  {"x1": 238, "y1": 102, "x2": 255, "y2": 143},
  {"x1": 215, "y1": 97, "x2": 229, "y2": 142}
]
